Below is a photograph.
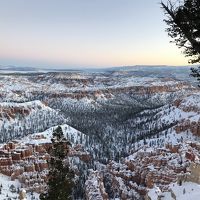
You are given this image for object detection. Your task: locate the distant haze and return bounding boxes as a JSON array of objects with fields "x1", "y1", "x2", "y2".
[{"x1": 0, "y1": 0, "x2": 189, "y2": 68}]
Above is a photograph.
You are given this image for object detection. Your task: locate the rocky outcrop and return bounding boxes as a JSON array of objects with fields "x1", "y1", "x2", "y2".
[
  {"x1": 46, "y1": 81, "x2": 195, "y2": 101},
  {"x1": 85, "y1": 170, "x2": 108, "y2": 200},
  {"x1": 90, "y1": 141, "x2": 200, "y2": 199},
  {"x1": 69, "y1": 146, "x2": 91, "y2": 162},
  {"x1": 173, "y1": 94, "x2": 200, "y2": 136},
  {"x1": 175, "y1": 120, "x2": 200, "y2": 136},
  {"x1": 0, "y1": 134, "x2": 90, "y2": 195}
]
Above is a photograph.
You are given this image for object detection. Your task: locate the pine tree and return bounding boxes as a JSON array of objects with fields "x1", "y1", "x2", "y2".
[
  {"x1": 40, "y1": 126, "x2": 74, "y2": 200},
  {"x1": 161, "y1": 0, "x2": 200, "y2": 84},
  {"x1": 161, "y1": 0, "x2": 200, "y2": 64}
]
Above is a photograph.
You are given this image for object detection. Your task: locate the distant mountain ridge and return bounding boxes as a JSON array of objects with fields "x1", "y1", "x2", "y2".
[
  {"x1": 0, "y1": 65, "x2": 197, "y2": 84},
  {"x1": 0, "y1": 64, "x2": 194, "y2": 72}
]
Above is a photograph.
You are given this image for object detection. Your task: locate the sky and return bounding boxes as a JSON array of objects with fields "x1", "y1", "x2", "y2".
[{"x1": 0, "y1": 0, "x2": 189, "y2": 68}]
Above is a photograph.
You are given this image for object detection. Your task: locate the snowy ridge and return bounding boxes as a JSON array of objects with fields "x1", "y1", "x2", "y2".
[
  {"x1": 154, "y1": 96, "x2": 200, "y2": 127},
  {"x1": 0, "y1": 71, "x2": 197, "y2": 103},
  {"x1": 0, "y1": 100, "x2": 51, "y2": 110},
  {"x1": 0, "y1": 100, "x2": 65, "y2": 142},
  {"x1": 178, "y1": 93, "x2": 200, "y2": 112},
  {"x1": 21, "y1": 124, "x2": 87, "y2": 147}
]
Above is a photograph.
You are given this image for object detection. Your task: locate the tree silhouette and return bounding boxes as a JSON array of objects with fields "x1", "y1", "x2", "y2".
[
  {"x1": 161, "y1": 0, "x2": 200, "y2": 64},
  {"x1": 40, "y1": 126, "x2": 74, "y2": 200},
  {"x1": 161, "y1": 0, "x2": 200, "y2": 84}
]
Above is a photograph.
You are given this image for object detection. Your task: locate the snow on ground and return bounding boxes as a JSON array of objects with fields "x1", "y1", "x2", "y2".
[
  {"x1": 0, "y1": 100, "x2": 51, "y2": 110},
  {"x1": 148, "y1": 182, "x2": 200, "y2": 200},
  {"x1": 0, "y1": 124, "x2": 84, "y2": 199},
  {"x1": 180, "y1": 93, "x2": 200, "y2": 110},
  {"x1": 157, "y1": 106, "x2": 198, "y2": 127},
  {"x1": 0, "y1": 173, "x2": 39, "y2": 200},
  {"x1": 18, "y1": 124, "x2": 86, "y2": 147},
  {"x1": 0, "y1": 100, "x2": 53, "y2": 129},
  {"x1": 158, "y1": 93, "x2": 200, "y2": 124},
  {"x1": 0, "y1": 73, "x2": 194, "y2": 96}
]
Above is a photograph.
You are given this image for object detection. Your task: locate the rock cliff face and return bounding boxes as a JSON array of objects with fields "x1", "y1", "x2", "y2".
[
  {"x1": 85, "y1": 170, "x2": 108, "y2": 200},
  {"x1": 175, "y1": 120, "x2": 200, "y2": 136},
  {"x1": 0, "y1": 101, "x2": 65, "y2": 143},
  {"x1": 0, "y1": 141, "x2": 49, "y2": 193},
  {"x1": 173, "y1": 94, "x2": 200, "y2": 136},
  {"x1": 85, "y1": 140, "x2": 200, "y2": 199},
  {"x1": 0, "y1": 101, "x2": 47, "y2": 120},
  {"x1": 0, "y1": 71, "x2": 197, "y2": 105},
  {"x1": 36, "y1": 81, "x2": 196, "y2": 101},
  {"x1": 0, "y1": 125, "x2": 89, "y2": 194}
]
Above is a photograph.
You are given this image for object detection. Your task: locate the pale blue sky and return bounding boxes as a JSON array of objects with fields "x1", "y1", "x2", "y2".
[{"x1": 0, "y1": 0, "x2": 188, "y2": 68}]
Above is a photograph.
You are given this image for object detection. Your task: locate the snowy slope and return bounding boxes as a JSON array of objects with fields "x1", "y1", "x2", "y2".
[
  {"x1": 20, "y1": 124, "x2": 87, "y2": 147},
  {"x1": 0, "y1": 124, "x2": 88, "y2": 200},
  {"x1": 148, "y1": 182, "x2": 200, "y2": 200},
  {"x1": 0, "y1": 100, "x2": 65, "y2": 142},
  {"x1": 0, "y1": 173, "x2": 40, "y2": 200}
]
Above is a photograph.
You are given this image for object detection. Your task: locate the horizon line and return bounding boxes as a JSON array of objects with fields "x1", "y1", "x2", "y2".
[{"x1": 0, "y1": 64, "x2": 195, "y2": 70}]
